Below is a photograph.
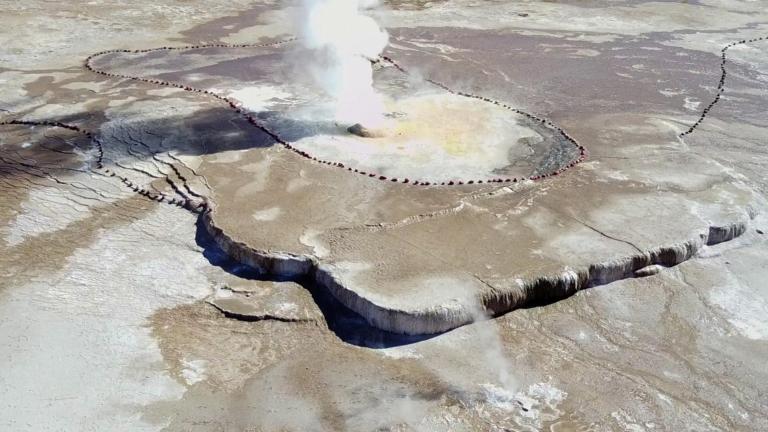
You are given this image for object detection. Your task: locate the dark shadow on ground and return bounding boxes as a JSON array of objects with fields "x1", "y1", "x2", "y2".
[
  {"x1": 0, "y1": 123, "x2": 93, "y2": 180},
  {"x1": 2, "y1": 103, "x2": 345, "y2": 160}
]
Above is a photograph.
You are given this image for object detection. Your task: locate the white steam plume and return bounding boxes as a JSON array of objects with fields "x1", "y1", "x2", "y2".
[{"x1": 300, "y1": 0, "x2": 389, "y2": 127}]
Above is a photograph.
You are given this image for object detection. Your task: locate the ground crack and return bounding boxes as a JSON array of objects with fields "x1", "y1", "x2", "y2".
[
  {"x1": 206, "y1": 300, "x2": 315, "y2": 324},
  {"x1": 568, "y1": 214, "x2": 644, "y2": 254}
]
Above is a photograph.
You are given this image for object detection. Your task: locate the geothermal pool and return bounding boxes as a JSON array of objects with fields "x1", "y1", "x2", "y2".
[
  {"x1": 236, "y1": 90, "x2": 542, "y2": 181},
  {"x1": 230, "y1": 68, "x2": 577, "y2": 183}
]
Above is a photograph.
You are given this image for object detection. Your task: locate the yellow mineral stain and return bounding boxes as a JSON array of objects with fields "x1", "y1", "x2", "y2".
[{"x1": 374, "y1": 94, "x2": 494, "y2": 156}]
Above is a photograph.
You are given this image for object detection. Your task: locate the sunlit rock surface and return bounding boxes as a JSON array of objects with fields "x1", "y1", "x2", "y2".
[{"x1": 1, "y1": 0, "x2": 768, "y2": 431}]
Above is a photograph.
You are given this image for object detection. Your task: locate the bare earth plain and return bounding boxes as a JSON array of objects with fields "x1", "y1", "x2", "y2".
[{"x1": 1, "y1": 1, "x2": 768, "y2": 431}]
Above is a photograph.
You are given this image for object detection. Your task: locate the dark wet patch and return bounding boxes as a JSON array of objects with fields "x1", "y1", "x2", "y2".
[
  {"x1": 385, "y1": 27, "x2": 721, "y2": 119},
  {"x1": 0, "y1": 125, "x2": 92, "y2": 223},
  {"x1": 382, "y1": 26, "x2": 768, "y2": 154},
  {"x1": 173, "y1": 4, "x2": 287, "y2": 44}
]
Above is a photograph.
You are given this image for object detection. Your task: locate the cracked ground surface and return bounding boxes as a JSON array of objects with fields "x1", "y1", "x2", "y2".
[{"x1": 1, "y1": 0, "x2": 768, "y2": 431}]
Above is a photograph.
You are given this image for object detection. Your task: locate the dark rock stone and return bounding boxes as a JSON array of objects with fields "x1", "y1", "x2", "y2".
[{"x1": 347, "y1": 123, "x2": 386, "y2": 138}]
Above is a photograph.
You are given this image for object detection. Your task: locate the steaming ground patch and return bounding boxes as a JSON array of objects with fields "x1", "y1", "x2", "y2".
[{"x1": 287, "y1": 92, "x2": 546, "y2": 181}]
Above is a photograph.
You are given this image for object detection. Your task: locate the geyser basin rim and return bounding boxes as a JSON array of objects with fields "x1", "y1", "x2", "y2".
[
  {"x1": 86, "y1": 39, "x2": 588, "y2": 186},
  {"x1": 282, "y1": 91, "x2": 557, "y2": 181}
]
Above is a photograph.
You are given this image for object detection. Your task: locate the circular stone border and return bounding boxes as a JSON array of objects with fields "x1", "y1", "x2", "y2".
[{"x1": 84, "y1": 38, "x2": 588, "y2": 187}]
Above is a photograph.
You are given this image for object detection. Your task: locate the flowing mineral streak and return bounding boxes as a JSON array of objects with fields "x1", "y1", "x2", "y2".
[{"x1": 300, "y1": 0, "x2": 389, "y2": 128}]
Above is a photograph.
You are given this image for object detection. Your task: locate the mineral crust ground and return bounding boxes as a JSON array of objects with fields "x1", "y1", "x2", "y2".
[{"x1": 1, "y1": 1, "x2": 768, "y2": 431}]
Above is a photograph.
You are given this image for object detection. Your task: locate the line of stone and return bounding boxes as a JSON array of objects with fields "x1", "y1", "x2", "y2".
[
  {"x1": 0, "y1": 119, "x2": 208, "y2": 213},
  {"x1": 680, "y1": 35, "x2": 767, "y2": 137},
  {"x1": 85, "y1": 39, "x2": 585, "y2": 187}
]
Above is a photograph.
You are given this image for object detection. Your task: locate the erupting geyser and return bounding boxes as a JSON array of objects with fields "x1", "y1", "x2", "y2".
[{"x1": 300, "y1": 0, "x2": 389, "y2": 132}]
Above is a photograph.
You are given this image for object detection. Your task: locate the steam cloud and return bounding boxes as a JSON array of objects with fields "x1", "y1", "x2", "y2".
[{"x1": 300, "y1": 0, "x2": 389, "y2": 127}]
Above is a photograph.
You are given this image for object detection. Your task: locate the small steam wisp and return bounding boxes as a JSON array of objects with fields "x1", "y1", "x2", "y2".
[{"x1": 300, "y1": 0, "x2": 389, "y2": 129}]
